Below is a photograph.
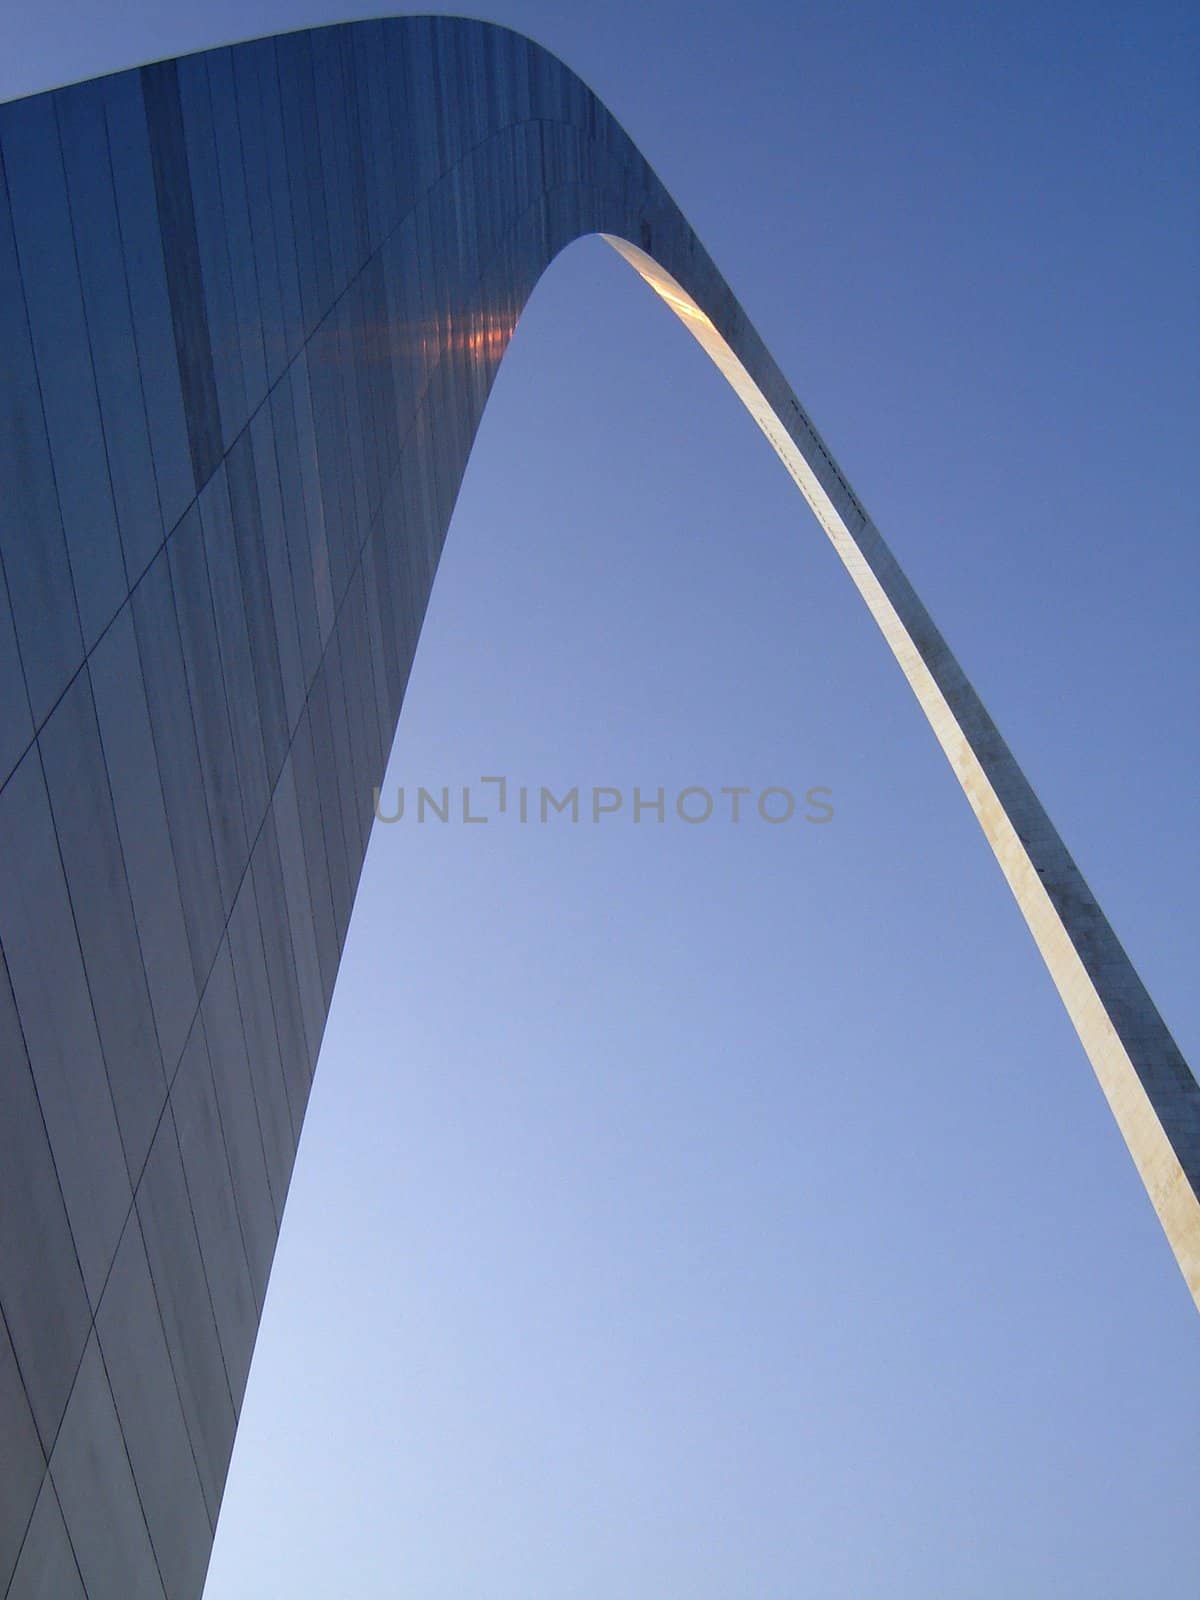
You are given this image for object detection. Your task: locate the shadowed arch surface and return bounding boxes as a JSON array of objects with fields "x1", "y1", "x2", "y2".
[{"x1": 0, "y1": 15, "x2": 1195, "y2": 1597}]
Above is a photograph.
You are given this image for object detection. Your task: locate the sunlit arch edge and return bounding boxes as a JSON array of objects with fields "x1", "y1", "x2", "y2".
[{"x1": 600, "y1": 238, "x2": 1199, "y2": 1307}]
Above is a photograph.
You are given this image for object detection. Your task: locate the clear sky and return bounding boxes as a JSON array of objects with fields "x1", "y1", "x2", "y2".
[{"x1": 7, "y1": 2, "x2": 1199, "y2": 1594}]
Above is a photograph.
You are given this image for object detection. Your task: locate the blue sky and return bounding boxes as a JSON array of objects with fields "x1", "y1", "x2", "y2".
[{"x1": 7, "y1": 2, "x2": 1198, "y2": 1593}]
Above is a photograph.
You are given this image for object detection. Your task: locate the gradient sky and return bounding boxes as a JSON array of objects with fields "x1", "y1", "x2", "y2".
[{"x1": 6, "y1": 2, "x2": 1199, "y2": 1594}]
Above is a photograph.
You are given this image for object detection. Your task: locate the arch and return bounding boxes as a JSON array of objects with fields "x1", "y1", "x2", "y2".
[{"x1": 0, "y1": 16, "x2": 1194, "y2": 1595}]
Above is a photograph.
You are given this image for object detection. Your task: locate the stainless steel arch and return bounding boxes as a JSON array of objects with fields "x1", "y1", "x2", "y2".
[{"x1": 0, "y1": 15, "x2": 1195, "y2": 1596}]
